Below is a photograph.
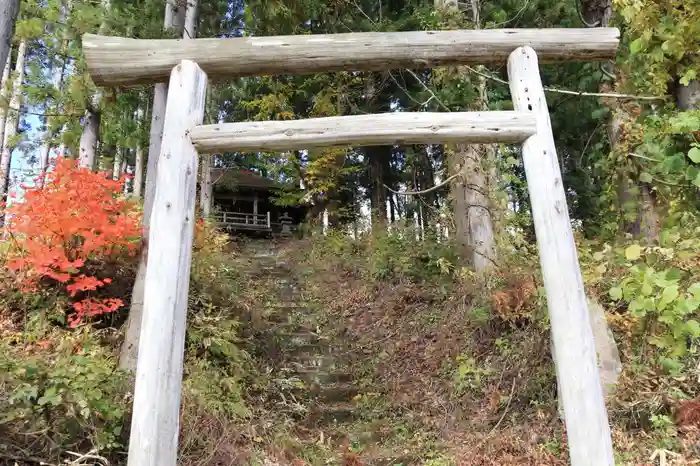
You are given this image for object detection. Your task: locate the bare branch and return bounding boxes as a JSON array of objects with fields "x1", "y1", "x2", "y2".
[
  {"x1": 384, "y1": 171, "x2": 461, "y2": 196},
  {"x1": 403, "y1": 69, "x2": 451, "y2": 112},
  {"x1": 464, "y1": 66, "x2": 667, "y2": 101}
]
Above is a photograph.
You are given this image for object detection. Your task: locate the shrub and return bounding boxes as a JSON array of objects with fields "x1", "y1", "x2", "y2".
[
  {"x1": 0, "y1": 328, "x2": 128, "y2": 457},
  {"x1": 187, "y1": 221, "x2": 250, "y2": 408},
  {"x1": 582, "y1": 211, "x2": 700, "y2": 373},
  {"x1": 305, "y1": 224, "x2": 461, "y2": 283},
  {"x1": 5, "y1": 157, "x2": 141, "y2": 327}
]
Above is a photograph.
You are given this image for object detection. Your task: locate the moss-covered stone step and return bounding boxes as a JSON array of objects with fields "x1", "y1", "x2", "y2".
[
  {"x1": 294, "y1": 368, "x2": 355, "y2": 384},
  {"x1": 278, "y1": 331, "x2": 325, "y2": 346},
  {"x1": 305, "y1": 401, "x2": 359, "y2": 425},
  {"x1": 292, "y1": 382, "x2": 362, "y2": 403}
]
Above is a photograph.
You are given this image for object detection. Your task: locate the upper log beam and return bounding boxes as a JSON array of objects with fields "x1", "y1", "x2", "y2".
[
  {"x1": 188, "y1": 111, "x2": 537, "y2": 153},
  {"x1": 83, "y1": 28, "x2": 619, "y2": 86}
]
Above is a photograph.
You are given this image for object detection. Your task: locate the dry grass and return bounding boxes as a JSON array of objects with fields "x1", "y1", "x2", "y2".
[{"x1": 282, "y1": 236, "x2": 700, "y2": 466}]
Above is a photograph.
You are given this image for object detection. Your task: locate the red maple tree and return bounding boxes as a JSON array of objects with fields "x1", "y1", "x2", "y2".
[{"x1": 5, "y1": 157, "x2": 142, "y2": 327}]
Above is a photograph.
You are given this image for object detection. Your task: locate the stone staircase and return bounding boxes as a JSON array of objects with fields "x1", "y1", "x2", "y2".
[{"x1": 245, "y1": 244, "x2": 420, "y2": 465}]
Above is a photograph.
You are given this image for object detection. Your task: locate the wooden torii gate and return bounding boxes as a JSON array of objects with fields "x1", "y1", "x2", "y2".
[{"x1": 83, "y1": 28, "x2": 620, "y2": 466}]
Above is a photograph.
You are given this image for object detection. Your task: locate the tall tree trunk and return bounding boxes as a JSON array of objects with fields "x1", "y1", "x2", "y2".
[
  {"x1": 191, "y1": 0, "x2": 214, "y2": 219},
  {"x1": 119, "y1": 0, "x2": 189, "y2": 372},
  {"x1": 133, "y1": 104, "x2": 145, "y2": 198},
  {"x1": 448, "y1": 147, "x2": 469, "y2": 246},
  {"x1": 0, "y1": 40, "x2": 25, "y2": 197},
  {"x1": 55, "y1": 3, "x2": 72, "y2": 160},
  {"x1": 38, "y1": 0, "x2": 71, "y2": 184},
  {"x1": 417, "y1": 144, "x2": 437, "y2": 227},
  {"x1": 676, "y1": 80, "x2": 700, "y2": 110},
  {"x1": 463, "y1": 72, "x2": 497, "y2": 271},
  {"x1": 78, "y1": 0, "x2": 110, "y2": 170},
  {"x1": 113, "y1": 146, "x2": 123, "y2": 180},
  {"x1": 437, "y1": 0, "x2": 496, "y2": 271},
  {"x1": 183, "y1": 0, "x2": 198, "y2": 39},
  {"x1": 581, "y1": 0, "x2": 661, "y2": 243},
  {"x1": 0, "y1": 0, "x2": 18, "y2": 79},
  {"x1": 0, "y1": 47, "x2": 11, "y2": 166},
  {"x1": 37, "y1": 139, "x2": 50, "y2": 186},
  {"x1": 78, "y1": 107, "x2": 100, "y2": 170},
  {"x1": 368, "y1": 146, "x2": 389, "y2": 227},
  {"x1": 200, "y1": 154, "x2": 212, "y2": 217}
]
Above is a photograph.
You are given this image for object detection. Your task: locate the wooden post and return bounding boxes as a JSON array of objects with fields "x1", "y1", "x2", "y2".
[
  {"x1": 200, "y1": 154, "x2": 212, "y2": 218},
  {"x1": 508, "y1": 46, "x2": 614, "y2": 466},
  {"x1": 127, "y1": 60, "x2": 207, "y2": 466}
]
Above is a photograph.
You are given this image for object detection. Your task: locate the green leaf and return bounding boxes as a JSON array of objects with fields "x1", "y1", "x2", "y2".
[
  {"x1": 37, "y1": 387, "x2": 59, "y2": 406},
  {"x1": 685, "y1": 320, "x2": 700, "y2": 337},
  {"x1": 665, "y1": 268, "x2": 682, "y2": 282},
  {"x1": 639, "y1": 172, "x2": 653, "y2": 183},
  {"x1": 694, "y1": 171, "x2": 700, "y2": 188},
  {"x1": 669, "y1": 112, "x2": 700, "y2": 133},
  {"x1": 688, "y1": 147, "x2": 700, "y2": 164},
  {"x1": 625, "y1": 244, "x2": 642, "y2": 261},
  {"x1": 609, "y1": 287, "x2": 622, "y2": 300},
  {"x1": 658, "y1": 285, "x2": 679, "y2": 310},
  {"x1": 629, "y1": 38, "x2": 644, "y2": 54},
  {"x1": 629, "y1": 299, "x2": 647, "y2": 317},
  {"x1": 689, "y1": 282, "x2": 700, "y2": 299},
  {"x1": 658, "y1": 356, "x2": 683, "y2": 375}
]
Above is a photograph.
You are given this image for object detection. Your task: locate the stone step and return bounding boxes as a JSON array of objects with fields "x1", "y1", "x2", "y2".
[
  {"x1": 284, "y1": 340, "x2": 325, "y2": 352},
  {"x1": 278, "y1": 331, "x2": 325, "y2": 346},
  {"x1": 265, "y1": 307, "x2": 313, "y2": 317},
  {"x1": 248, "y1": 270, "x2": 291, "y2": 278},
  {"x1": 263, "y1": 302, "x2": 309, "y2": 309},
  {"x1": 258, "y1": 313, "x2": 292, "y2": 324},
  {"x1": 295, "y1": 369, "x2": 355, "y2": 384},
  {"x1": 306, "y1": 401, "x2": 359, "y2": 425},
  {"x1": 265, "y1": 302, "x2": 312, "y2": 310},
  {"x1": 289, "y1": 357, "x2": 344, "y2": 372},
  {"x1": 266, "y1": 323, "x2": 319, "y2": 336},
  {"x1": 364, "y1": 453, "x2": 422, "y2": 466},
  {"x1": 292, "y1": 349, "x2": 335, "y2": 364},
  {"x1": 255, "y1": 314, "x2": 313, "y2": 329},
  {"x1": 312, "y1": 384, "x2": 362, "y2": 403},
  {"x1": 292, "y1": 382, "x2": 362, "y2": 403}
]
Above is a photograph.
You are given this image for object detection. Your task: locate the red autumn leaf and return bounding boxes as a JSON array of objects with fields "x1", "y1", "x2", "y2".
[{"x1": 5, "y1": 157, "x2": 142, "y2": 326}]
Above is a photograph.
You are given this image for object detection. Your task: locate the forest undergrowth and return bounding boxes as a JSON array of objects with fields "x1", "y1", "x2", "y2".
[
  {"x1": 278, "y1": 223, "x2": 700, "y2": 466},
  {"x1": 1, "y1": 210, "x2": 699, "y2": 465}
]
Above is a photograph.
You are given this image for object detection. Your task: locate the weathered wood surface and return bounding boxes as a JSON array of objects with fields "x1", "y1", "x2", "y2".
[
  {"x1": 127, "y1": 60, "x2": 208, "y2": 466},
  {"x1": 83, "y1": 28, "x2": 620, "y2": 86},
  {"x1": 508, "y1": 46, "x2": 614, "y2": 466},
  {"x1": 189, "y1": 111, "x2": 537, "y2": 153}
]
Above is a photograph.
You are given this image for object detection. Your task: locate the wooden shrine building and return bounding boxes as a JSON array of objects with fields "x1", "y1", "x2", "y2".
[{"x1": 209, "y1": 168, "x2": 308, "y2": 236}]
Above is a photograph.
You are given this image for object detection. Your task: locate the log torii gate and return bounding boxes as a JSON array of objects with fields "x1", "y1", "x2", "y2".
[{"x1": 82, "y1": 27, "x2": 620, "y2": 466}]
